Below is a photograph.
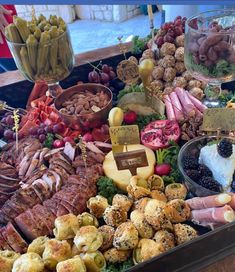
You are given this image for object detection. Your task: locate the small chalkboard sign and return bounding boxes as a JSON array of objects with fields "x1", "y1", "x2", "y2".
[
  {"x1": 202, "y1": 108, "x2": 235, "y2": 132},
  {"x1": 109, "y1": 125, "x2": 140, "y2": 146},
  {"x1": 114, "y1": 149, "x2": 148, "y2": 176}
]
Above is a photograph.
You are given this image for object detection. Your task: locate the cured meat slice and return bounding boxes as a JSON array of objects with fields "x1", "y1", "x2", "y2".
[
  {"x1": 42, "y1": 172, "x2": 57, "y2": 193},
  {"x1": 191, "y1": 205, "x2": 235, "y2": 225},
  {"x1": 57, "y1": 203, "x2": 70, "y2": 217},
  {"x1": 32, "y1": 180, "x2": 51, "y2": 202},
  {"x1": 25, "y1": 150, "x2": 40, "y2": 178},
  {"x1": 29, "y1": 208, "x2": 51, "y2": 236},
  {"x1": 22, "y1": 168, "x2": 47, "y2": 186},
  {"x1": 31, "y1": 204, "x2": 56, "y2": 235},
  {"x1": 15, "y1": 210, "x2": 41, "y2": 241},
  {"x1": 0, "y1": 228, "x2": 13, "y2": 250},
  {"x1": 49, "y1": 159, "x2": 75, "y2": 175},
  {"x1": 43, "y1": 198, "x2": 60, "y2": 216},
  {"x1": 4, "y1": 223, "x2": 28, "y2": 253},
  {"x1": 186, "y1": 194, "x2": 232, "y2": 210}
]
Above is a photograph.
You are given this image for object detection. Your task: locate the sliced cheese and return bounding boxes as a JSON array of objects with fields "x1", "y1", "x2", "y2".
[{"x1": 103, "y1": 144, "x2": 156, "y2": 191}]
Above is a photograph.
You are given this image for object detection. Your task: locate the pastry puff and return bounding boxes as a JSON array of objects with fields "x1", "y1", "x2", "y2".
[
  {"x1": 81, "y1": 251, "x2": 106, "y2": 272},
  {"x1": 0, "y1": 250, "x2": 20, "y2": 272},
  {"x1": 74, "y1": 226, "x2": 103, "y2": 253},
  {"x1": 56, "y1": 256, "x2": 86, "y2": 272},
  {"x1": 53, "y1": 214, "x2": 80, "y2": 240},
  {"x1": 12, "y1": 253, "x2": 44, "y2": 272}
]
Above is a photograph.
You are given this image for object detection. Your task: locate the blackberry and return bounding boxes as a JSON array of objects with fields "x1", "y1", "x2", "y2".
[
  {"x1": 198, "y1": 177, "x2": 222, "y2": 192},
  {"x1": 217, "y1": 139, "x2": 233, "y2": 158},
  {"x1": 186, "y1": 169, "x2": 200, "y2": 181},
  {"x1": 198, "y1": 164, "x2": 212, "y2": 177},
  {"x1": 183, "y1": 156, "x2": 199, "y2": 170},
  {"x1": 231, "y1": 180, "x2": 235, "y2": 191}
]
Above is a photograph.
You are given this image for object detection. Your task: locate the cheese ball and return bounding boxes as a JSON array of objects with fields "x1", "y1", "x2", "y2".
[
  {"x1": 43, "y1": 239, "x2": 71, "y2": 270},
  {"x1": 53, "y1": 214, "x2": 80, "y2": 240},
  {"x1": 112, "y1": 194, "x2": 133, "y2": 213},
  {"x1": 27, "y1": 236, "x2": 49, "y2": 256},
  {"x1": 174, "y1": 223, "x2": 198, "y2": 245},
  {"x1": 165, "y1": 183, "x2": 187, "y2": 201},
  {"x1": 142, "y1": 49, "x2": 155, "y2": 59},
  {"x1": 87, "y1": 195, "x2": 109, "y2": 218},
  {"x1": 103, "y1": 206, "x2": 127, "y2": 228},
  {"x1": 153, "y1": 230, "x2": 175, "y2": 251},
  {"x1": 175, "y1": 61, "x2": 186, "y2": 74},
  {"x1": 161, "y1": 55, "x2": 176, "y2": 68},
  {"x1": 103, "y1": 247, "x2": 131, "y2": 263},
  {"x1": 164, "y1": 199, "x2": 191, "y2": 223},
  {"x1": 175, "y1": 34, "x2": 185, "y2": 47},
  {"x1": 81, "y1": 251, "x2": 106, "y2": 272},
  {"x1": 78, "y1": 212, "x2": 99, "y2": 228},
  {"x1": 12, "y1": 253, "x2": 44, "y2": 272},
  {"x1": 160, "y1": 42, "x2": 176, "y2": 56},
  {"x1": 133, "y1": 239, "x2": 162, "y2": 264},
  {"x1": 74, "y1": 226, "x2": 103, "y2": 253},
  {"x1": 130, "y1": 210, "x2": 154, "y2": 239},
  {"x1": 150, "y1": 80, "x2": 164, "y2": 92},
  {"x1": 98, "y1": 225, "x2": 115, "y2": 252},
  {"x1": 0, "y1": 250, "x2": 20, "y2": 272},
  {"x1": 163, "y1": 67, "x2": 177, "y2": 82},
  {"x1": 113, "y1": 222, "x2": 139, "y2": 250},
  {"x1": 152, "y1": 66, "x2": 164, "y2": 80},
  {"x1": 56, "y1": 256, "x2": 86, "y2": 272},
  {"x1": 172, "y1": 76, "x2": 187, "y2": 88},
  {"x1": 175, "y1": 47, "x2": 184, "y2": 62}
]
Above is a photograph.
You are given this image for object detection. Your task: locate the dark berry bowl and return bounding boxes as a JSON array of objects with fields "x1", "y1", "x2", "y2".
[{"x1": 178, "y1": 135, "x2": 235, "y2": 197}]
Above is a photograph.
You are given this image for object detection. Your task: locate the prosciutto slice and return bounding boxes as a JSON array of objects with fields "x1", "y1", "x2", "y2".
[
  {"x1": 163, "y1": 95, "x2": 176, "y2": 120},
  {"x1": 186, "y1": 194, "x2": 232, "y2": 210},
  {"x1": 191, "y1": 205, "x2": 235, "y2": 225}
]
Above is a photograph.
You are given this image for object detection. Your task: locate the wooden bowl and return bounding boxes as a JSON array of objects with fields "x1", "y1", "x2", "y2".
[{"x1": 54, "y1": 83, "x2": 113, "y2": 130}]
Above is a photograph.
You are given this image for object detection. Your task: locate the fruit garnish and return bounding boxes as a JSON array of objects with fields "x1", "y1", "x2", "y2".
[
  {"x1": 108, "y1": 107, "x2": 124, "y2": 127},
  {"x1": 123, "y1": 111, "x2": 137, "y2": 125},
  {"x1": 217, "y1": 138, "x2": 233, "y2": 158}
]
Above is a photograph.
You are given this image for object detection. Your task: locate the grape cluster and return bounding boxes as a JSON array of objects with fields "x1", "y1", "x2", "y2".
[
  {"x1": 0, "y1": 112, "x2": 20, "y2": 141},
  {"x1": 155, "y1": 16, "x2": 187, "y2": 47},
  {"x1": 29, "y1": 122, "x2": 65, "y2": 143},
  {"x1": 88, "y1": 64, "x2": 116, "y2": 87}
]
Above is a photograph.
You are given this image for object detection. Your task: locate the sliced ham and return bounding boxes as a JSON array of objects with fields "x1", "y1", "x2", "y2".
[
  {"x1": 175, "y1": 87, "x2": 195, "y2": 118},
  {"x1": 186, "y1": 194, "x2": 232, "y2": 210},
  {"x1": 191, "y1": 205, "x2": 235, "y2": 225},
  {"x1": 169, "y1": 91, "x2": 184, "y2": 121},
  {"x1": 163, "y1": 95, "x2": 176, "y2": 120},
  {"x1": 187, "y1": 91, "x2": 207, "y2": 113}
]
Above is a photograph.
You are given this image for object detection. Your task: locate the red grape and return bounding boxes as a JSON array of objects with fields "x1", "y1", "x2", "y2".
[
  {"x1": 100, "y1": 72, "x2": 110, "y2": 83},
  {"x1": 0, "y1": 125, "x2": 4, "y2": 137},
  {"x1": 174, "y1": 26, "x2": 183, "y2": 36},
  {"x1": 53, "y1": 123, "x2": 65, "y2": 134},
  {"x1": 163, "y1": 23, "x2": 170, "y2": 31},
  {"x1": 164, "y1": 35, "x2": 174, "y2": 43},
  {"x1": 109, "y1": 71, "x2": 116, "y2": 80},
  {"x1": 167, "y1": 29, "x2": 175, "y2": 37},
  {"x1": 29, "y1": 127, "x2": 38, "y2": 136},
  {"x1": 174, "y1": 19, "x2": 182, "y2": 27},
  {"x1": 45, "y1": 125, "x2": 53, "y2": 134},
  {"x1": 37, "y1": 128, "x2": 45, "y2": 135},
  {"x1": 88, "y1": 70, "x2": 100, "y2": 83},
  {"x1": 53, "y1": 139, "x2": 65, "y2": 148},
  {"x1": 4, "y1": 129, "x2": 14, "y2": 140},
  {"x1": 5, "y1": 115, "x2": 14, "y2": 126},
  {"x1": 38, "y1": 134, "x2": 46, "y2": 143},
  {"x1": 102, "y1": 64, "x2": 110, "y2": 74},
  {"x1": 156, "y1": 36, "x2": 164, "y2": 47},
  {"x1": 1, "y1": 117, "x2": 7, "y2": 124}
]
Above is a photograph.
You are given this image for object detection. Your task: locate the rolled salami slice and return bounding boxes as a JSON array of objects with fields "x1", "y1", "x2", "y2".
[
  {"x1": 228, "y1": 192, "x2": 235, "y2": 209},
  {"x1": 186, "y1": 194, "x2": 232, "y2": 210},
  {"x1": 191, "y1": 205, "x2": 235, "y2": 224}
]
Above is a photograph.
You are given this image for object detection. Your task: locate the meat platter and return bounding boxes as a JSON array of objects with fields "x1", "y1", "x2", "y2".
[{"x1": 1, "y1": 13, "x2": 235, "y2": 272}]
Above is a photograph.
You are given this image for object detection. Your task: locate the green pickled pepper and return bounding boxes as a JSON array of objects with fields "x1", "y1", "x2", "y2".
[{"x1": 26, "y1": 34, "x2": 38, "y2": 73}]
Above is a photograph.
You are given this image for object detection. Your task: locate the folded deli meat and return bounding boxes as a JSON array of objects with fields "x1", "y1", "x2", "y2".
[{"x1": 0, "y1": 137, "x2": 104, "y2": 253}]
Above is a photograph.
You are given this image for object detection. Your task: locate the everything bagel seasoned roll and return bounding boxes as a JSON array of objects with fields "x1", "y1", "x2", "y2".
[
  {"x1": 98, "y1": 225, "x2": 115, "y2": 252},
  {"x1": 87, "y1": 195, "x2": 109, "y2": 218},
  {"x1": 153, "y1": 230, "x2": 175, "y2": 252},
  {"x1": 113, "y1": 222, "x2": 139, "y2": 250},
  {"x1": 103, "y1": 206, "x2": 127, "y2": 227},
  {"x1": 174, "y1": 223, "x2": 198, "y2": 245},
  {"x1": 164, "y1": 199, "x2": 191, "y2": 223},
  {"x1": 103, "y1": 247, "x2": 131, "y2": 263},
  {"x1": 112, "y1": 194, "x2": 133, "y2": 212}
]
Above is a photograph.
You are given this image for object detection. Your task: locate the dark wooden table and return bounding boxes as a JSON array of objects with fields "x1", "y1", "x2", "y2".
[{"x1": 0, "y1": 42, "x2": 234, "y2": 272}]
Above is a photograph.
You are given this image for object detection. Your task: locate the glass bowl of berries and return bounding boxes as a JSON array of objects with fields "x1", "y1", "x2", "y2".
[{"x1": 178, "y1": 135, "x2": 235, "y2": 197}]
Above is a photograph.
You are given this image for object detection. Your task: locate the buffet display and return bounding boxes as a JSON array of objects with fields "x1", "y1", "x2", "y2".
[{"x1": 1, "y1": 9, "x2": 235, "y2": 272}]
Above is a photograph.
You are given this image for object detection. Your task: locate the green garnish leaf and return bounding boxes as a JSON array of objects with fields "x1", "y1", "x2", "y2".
[{"x1": 43, "y1": 133, "x2": 54, "y2": 149}]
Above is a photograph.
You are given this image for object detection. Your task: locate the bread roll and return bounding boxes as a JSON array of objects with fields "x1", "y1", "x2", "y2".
[
  {"x1": 103, "y1": 247, "x2": 131, "y2": 263},
  {"x1": 0, "y1": 250, "x2": 20, "y2": 272},
  {"x1": 27, "y1": 236, "x2": 49, "y2": 256},
  {"x1": 81, "y1": 251, "x2": 106, "y2": 272},
  {"x1": 103, "y1": 205, "x2": 127, "y2": 227},
  {"x1": 12, "y1": 253, "x2": 44, "y2": 272},
  {"x1": 98, "y1": 225, "x2": 115, "y2": 252},
  {"x1": 56, "y1": 255, "x2": 86, "y2": 272},
  {"x1": 78, "y1": 212, "x2": 99, "y2": 228},
  {"x1": 87, "y1": 195, "x2": 109, "y2": 218},
  {"x1": 112, "y1": 194, "x2": 133, "y2": 212},
  {"x1": 164, "y1": 199, "x2": 191, "y2": 223},
  {"x1": 174, "y1": 223, "x2": 198, "y2": 245}
]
